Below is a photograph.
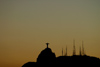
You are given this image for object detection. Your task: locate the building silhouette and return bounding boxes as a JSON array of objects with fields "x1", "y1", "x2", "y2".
[
  {"x1": 37, "y1": 43, "x2": 56, "y2": 64},
  {"x1": 22, "y1": 42, "x2": 100, "y2": 67}
]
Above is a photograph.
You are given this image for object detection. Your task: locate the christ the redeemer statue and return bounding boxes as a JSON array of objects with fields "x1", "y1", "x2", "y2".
[{"x1": 46, "y1": 43, "x2": 49, "y2": 48}]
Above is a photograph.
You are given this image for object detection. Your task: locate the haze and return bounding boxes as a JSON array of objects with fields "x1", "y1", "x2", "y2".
[{"x1": 0, "y1": 0, "x2": 100, "y2": 67}]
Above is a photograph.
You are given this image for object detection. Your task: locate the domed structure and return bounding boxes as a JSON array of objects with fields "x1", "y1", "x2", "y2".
[
  {"x1": 22, "y1": 42, "x2": 100, "y2": 67},
  {"x1": 37, "y1": 43, "x2": 56, "y2": 64}
]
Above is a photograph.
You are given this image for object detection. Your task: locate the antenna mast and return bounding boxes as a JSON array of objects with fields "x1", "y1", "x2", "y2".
[
  {"x1": 79, "y1": 46, "x2": 82, "y2": 56},
  {"x1": 82, "y1": 41, "x2": 85, "y2": 55},
  {"x1": 62, "y1": 48, "x2": 63, "y2": 56},
  {"x1": 73, "y1": 40, "x2": 76, "y2": 56}
]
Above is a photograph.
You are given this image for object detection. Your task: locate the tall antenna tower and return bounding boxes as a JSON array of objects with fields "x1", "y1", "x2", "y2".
[
  {"x1": 82, "y1": 41, "x2": 85, "y2": 55},
  {"x1": 79, "y1": 46, "x2": 82, "y2": 56},
  {"x1": 62, "y1": 48, "x2": 63, "y2": 56},
  {"x1": 64, "y1": 46, "x2": 67, "y2": 56},
  {"x1": 73, "y1": 39, "x2": 76, "y2": 56}
]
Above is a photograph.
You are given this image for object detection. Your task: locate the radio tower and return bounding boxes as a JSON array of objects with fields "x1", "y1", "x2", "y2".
[
  {"x1": 79, "y1": 46, "x2": 82, "y2": 56},
  {"x1": 62, "y1": 48, "x2": 63, "y2": 56},
  {"x1": 65, "y1": 46, "x2": 67, "y2": 56},
  {"x1": 82, "y1": 41, "x2": 85, "y2": 56},
  {"x1": 73, "y1": 40, "x2": 76, "y2": 56}
]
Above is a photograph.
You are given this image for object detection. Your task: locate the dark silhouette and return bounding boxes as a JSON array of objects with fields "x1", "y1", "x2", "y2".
[
  {"x1": 22, "y1": 43, "x2": 100, "y2": 67},
  {"x1": 22, "y1": 62, "x2": 36, "y2": 67},
  {"x1": 37, "y1": 43, "x2": 56, "y2": 64}
]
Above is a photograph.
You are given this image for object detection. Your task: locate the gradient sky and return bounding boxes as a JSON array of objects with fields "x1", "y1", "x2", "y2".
[{"x1": 0, "y1": 0, "x2": 100, "y2": 67}]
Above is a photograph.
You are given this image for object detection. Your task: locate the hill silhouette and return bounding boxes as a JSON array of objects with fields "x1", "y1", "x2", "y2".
[{"x1": 22, "y1": 43, "x2": 100, "y2": 67}]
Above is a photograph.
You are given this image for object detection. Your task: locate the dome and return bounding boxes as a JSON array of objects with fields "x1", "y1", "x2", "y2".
[{"x1": 37, "y1": 43, "x2": 56, "y2": 63}]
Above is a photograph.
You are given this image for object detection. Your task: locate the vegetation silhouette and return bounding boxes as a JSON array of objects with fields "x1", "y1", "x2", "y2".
[{"x1": 22, "y1": 43, "x2": 100, "y2": 67}]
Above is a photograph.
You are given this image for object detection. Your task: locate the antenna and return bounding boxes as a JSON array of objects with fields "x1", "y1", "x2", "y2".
[
  {"x1": 79, "y1": 46, "x2": 82, "y2": 56},
  {"x1": 82, "y1": 41, "x2": 85, "y2": 55},
  {"x1": 73, "y1": 39, "x2": 76, "y2": 56},
  {"x1": 65, "y1": 46, "x2": 67, "y2": 56},
  {"x1": 62, "y1": 48, "x2": 63, "y2": 56}
]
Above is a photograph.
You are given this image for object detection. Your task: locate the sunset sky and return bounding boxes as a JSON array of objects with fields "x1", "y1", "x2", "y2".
[{"x1": 0, "y1": 0, "x2": 100, "y2": 67}]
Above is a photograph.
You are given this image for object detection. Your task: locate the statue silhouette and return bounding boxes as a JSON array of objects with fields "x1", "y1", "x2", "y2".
[
  {"x1": 22, "y1": 43, "x2": 100, "y2": 67},
  {"x1": 37, "y1": 43, "x2": 56, "y2": 64}
]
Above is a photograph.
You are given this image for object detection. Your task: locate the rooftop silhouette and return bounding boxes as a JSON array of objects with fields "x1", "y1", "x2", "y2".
[{"x1": 22, "y1": 43, "x2": 100, "y2": 67}]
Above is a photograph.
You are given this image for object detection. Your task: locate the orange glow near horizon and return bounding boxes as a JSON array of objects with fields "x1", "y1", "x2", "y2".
[{"x1": 0, "y1": 0, "x2": 100, "y2": 67}]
